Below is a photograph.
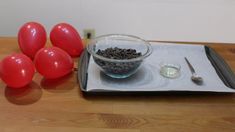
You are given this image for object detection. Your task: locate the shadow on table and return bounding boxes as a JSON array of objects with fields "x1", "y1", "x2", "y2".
[
  {"x1": 40, "y1": 72, "x2": 75, "y2": 93},
  {"x1": 5, "y1": 81, "x2": 42, "y2": 105}
]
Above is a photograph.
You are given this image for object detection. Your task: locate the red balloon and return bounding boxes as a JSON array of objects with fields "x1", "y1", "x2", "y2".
[
  {"x1": 18, "y1": 22, "x2": 47, "y2": 59},
  {"x1": 34, "y1": 47, "x2": 74, "y2": 79},
  {"x1": 50, "y1": 23, "x2": 84, "y2": 57},
  {"x1": 0, "y1": 54, "x2": 35, "y2": 88}
]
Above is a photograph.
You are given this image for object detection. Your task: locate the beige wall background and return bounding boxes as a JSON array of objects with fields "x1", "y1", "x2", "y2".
[{"x1": 0, "y1": 0, "x2": 235, "y2": 43}]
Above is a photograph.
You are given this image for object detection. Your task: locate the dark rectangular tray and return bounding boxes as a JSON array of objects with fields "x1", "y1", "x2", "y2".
[{"x1": 77, "y1": 45, "x2": 235, "y2": 94}]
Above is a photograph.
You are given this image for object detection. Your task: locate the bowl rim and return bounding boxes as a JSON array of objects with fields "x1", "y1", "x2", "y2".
[{"x1": 86, "y1": 34, "x2": 153, "y2": 63}]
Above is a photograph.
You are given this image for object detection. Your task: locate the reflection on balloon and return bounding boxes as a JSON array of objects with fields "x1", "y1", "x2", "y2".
[
  {"x1": 50, "y1": 23, "x2": 84, "y2": 57},
  {"x1": 18, "y1": 22, "x2": 47, "y2": 59},
  {"x1": 34, "y1": 47, "x2": 74, "y2": 79},
  {"x1": 0, "y1": 53, "x2": 35, "y2": 88}
]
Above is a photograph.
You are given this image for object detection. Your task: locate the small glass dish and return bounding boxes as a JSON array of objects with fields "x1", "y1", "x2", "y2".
[
  {"x1": 87, "y1": 34, "x2": 152, "y2": 78},
  {"x1": 160, "y1": 62, "x2": 181, "y2": 79}
]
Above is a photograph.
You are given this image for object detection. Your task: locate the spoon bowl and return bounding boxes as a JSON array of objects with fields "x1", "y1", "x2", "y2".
[
  {"x1": 184, "y1": 57, "x2": 204, "y2": 85},
  {"x1": 191, "y1": 75, "x2": 203, "y2": 85}
]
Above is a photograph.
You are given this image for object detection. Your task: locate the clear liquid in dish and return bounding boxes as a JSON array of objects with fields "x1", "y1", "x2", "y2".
[{"x1": 160, "y1": 65, "x2": 180, "y2": 78}]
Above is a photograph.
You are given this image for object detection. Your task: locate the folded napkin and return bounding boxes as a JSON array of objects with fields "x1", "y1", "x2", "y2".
[{"x1": 86, "y1": 43, "x2": 235, "y2": 92}]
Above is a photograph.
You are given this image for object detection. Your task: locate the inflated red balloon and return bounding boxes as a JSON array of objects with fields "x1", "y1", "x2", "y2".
[
  {"x1": 18, "y1": 22, "x2": 47, "y2": 59},
  {"x1": 0, "y1": 53, "x2": 35, "y2": 88},
  {"x1": 34, "y1": 47, "x2": 74, "y2": 79},
  {"x1": 50, "y1": 23, "x2": 84, "y2": 57}
]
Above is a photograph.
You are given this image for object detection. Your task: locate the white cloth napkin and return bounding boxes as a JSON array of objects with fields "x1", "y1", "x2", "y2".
[{"x1": 86, "y1": 43, "x2": 235, "y2": 92}]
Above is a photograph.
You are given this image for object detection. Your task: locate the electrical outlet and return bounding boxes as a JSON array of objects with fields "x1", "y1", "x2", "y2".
[{"x1": 83, "y1": 29, "x2": 95, "y2": 39}]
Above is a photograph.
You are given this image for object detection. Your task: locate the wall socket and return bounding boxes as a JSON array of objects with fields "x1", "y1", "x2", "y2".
[{"x1": 83, "y1": 29, "x2": 95, "y2": 39}]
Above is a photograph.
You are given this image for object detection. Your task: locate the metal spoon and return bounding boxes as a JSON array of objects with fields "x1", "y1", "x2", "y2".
[{"x1": 184, "y1": 57, "x2": 203, "y2": 85}]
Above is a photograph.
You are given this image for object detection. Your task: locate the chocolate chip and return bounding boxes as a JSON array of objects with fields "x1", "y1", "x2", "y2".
[
  {"x1": 94, "y1": 47, "x2": 142, "y2": 76},
  {"x1": 96, "y1": 47, "x2": 142, "y2": 60}
]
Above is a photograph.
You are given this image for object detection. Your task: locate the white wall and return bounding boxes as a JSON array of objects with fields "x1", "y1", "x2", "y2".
[
  {"x1": 0, "y1": 0, "x2": 235, "y2": 43},
  {"x1": 0, "y1": 0, "x2": 83, "y2": 37}
]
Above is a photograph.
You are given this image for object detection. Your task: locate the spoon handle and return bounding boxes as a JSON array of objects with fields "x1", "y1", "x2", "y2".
[{"x1": 184, "y1": 57, "x2": 196, "y2": 74}]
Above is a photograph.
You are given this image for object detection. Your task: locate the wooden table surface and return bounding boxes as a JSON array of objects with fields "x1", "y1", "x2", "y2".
[{"x1": 0, "y1": 37, "x2": 235, "y2": 132}]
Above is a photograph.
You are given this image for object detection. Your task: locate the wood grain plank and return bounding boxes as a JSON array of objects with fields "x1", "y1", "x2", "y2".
[{"x1": 2, "y1": 126, "x2": 140, "y2": 132}]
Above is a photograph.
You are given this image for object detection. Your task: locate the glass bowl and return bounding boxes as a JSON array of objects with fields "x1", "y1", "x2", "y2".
[
  {"x1": 159, "y1": 62, "x2": 181, "y2": 79},
  {"x1": 87, "y1": 34, "x2": 152, "y2": 78}
]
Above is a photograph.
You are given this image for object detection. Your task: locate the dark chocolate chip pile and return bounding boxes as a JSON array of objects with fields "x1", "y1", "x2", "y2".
[
  {"x1": 96, "y1": 47, "x2": 142, "y2": 59},
  {"x1": 94, "y1": 47, "x2": 143, "y2": 77}
]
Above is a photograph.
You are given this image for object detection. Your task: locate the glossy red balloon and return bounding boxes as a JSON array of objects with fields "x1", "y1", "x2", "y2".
[
  {"x1": 0, "y1": 53, "x2": 35, "y2": 88},
  {"x1": 34, "y1": 47, "x2": 74, "y2": 79},
  {"x1": 50, "y1": 23, "x2": 84, "y2": 57},
  {"x1": 18, "y1": 22, "x2": 47, "y2": 59}
]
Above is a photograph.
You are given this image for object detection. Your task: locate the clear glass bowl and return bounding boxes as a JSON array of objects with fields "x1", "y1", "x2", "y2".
[
  {"x1": 87, "y1": 34, "x2": 152, "y2": 78},
  {"x1": 159, "y1": 62, "x2": 181, "y2": 79}
]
